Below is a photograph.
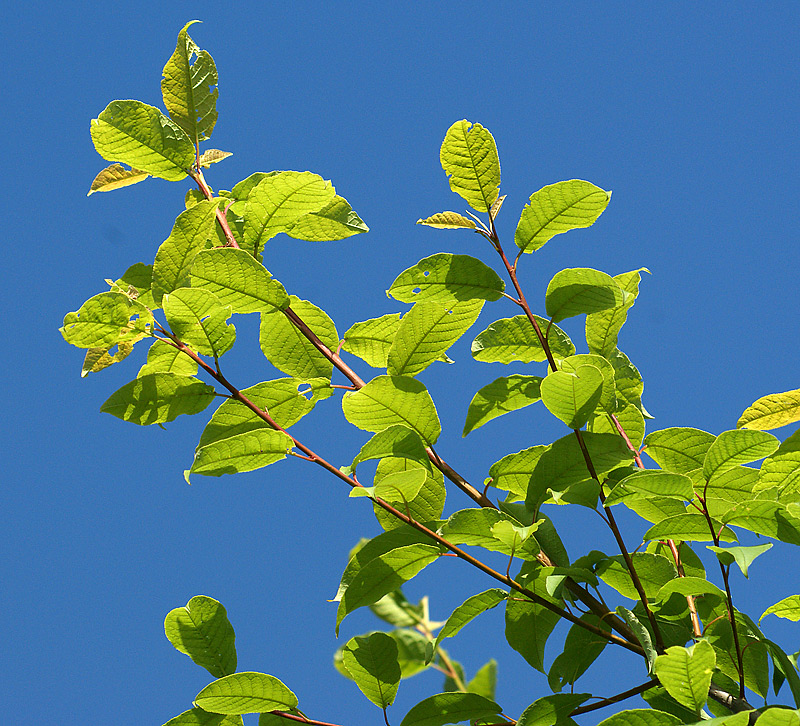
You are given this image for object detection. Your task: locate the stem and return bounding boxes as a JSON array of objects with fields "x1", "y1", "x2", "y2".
[
  {"x1": 269, "y1": 712, "x2": 343, "y2": 726},
  {"x1": 569, "y1": 678, "x2": 659, "y2": 717},
  {"x1": 189, "y1": 169, "x2": 241, "y2": 249}
]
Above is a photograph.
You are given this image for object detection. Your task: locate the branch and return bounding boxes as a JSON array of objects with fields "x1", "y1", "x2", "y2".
[
  {"x1": 189, "y1": 169, "x2": 241, "y2": 249},
  {"x1": 569, "y1": 678, "x2": 659, "y2": 717},
  {"x1": 268, "y1": 711, "x2": 343, "y2": 726}
]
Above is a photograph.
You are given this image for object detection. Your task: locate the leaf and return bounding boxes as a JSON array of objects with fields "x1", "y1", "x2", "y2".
[
  {"x1": 643, "y1": 428, "x2": 716, "y2": 474},
  {"x1": 260, "y1": 296, "x2": 337, "y2": 379},
  {"x1": 101, "y1": 373, "x2": 216, "y2": 425},
  {"x1": 372, "y1": 458, "x2": 446, "y2": 531},
  {"x1": 90, "y1": 100, "x2": 194, "y2": 180},
  {"x1": 389, "y1": 628, "x2": 433, "y2": 678},
  {"x1": 351, "y1": 469, "x2": 428, "y2": 502},
  {"x1": 151, "y1": 200, "x2": 219, "y2": 303},
  {"x1": 653, "y1": 642, "x2": 715, "y2": 714},
  {"x1": 341, "y1": 632, "x2": 401, "y2": 708},
  {"x1": 596, "y1": 709, "x2": 683, "y2": 726},
  {"x1": 189, "y1": 428, "x2": 294, "y2": 478},
  {"x1": 139, "y1": 339, "x2": 198, "y2": 377},
  {"x1": 616, "y1": 606, "x2": 657, "y2": 673},
  {"x1": 400, "y1": 692, "x2": 502, "y2": 726},
  {"x1": 756, "y1": 710, "x2": 800, "y2": 726},
  {"x1": 540, "y1": 365, "x2": 604, "y2": 429},
  {"x1": 471, "y1": 315, "x2": 575, "y2": 364},
  {"x1": 655, "y1": 576, "x2": 726, "y2": 601},
  {"x1": 723, "y1": 500, "x2": 800, "y2": 545},
  {"x1": 517, "y1": 693, "x2": 591, "y2": 726},
  {"x1": 416, "y1": 212, "x2": 478, "y2": 230},
  {"x1": 163, "y1": 708, "x2": 243, "y2": 726},
  {"x1": 487, "y1": 446, "x2": 549, "y2": 500},
  {"x1": 548, "y1": 613, "x2": 609, "y2": 691},
  {"x1": 287, "y1": 195, "x2": 369, "y2": 241},
  {"x1": 164, "y1": 288, "x2": 235, "y2": 357},
  {"x1": 463, "y1": 375, "x2": 543, "y2": 436},
  {"x1": 190, "y1": 248, "x2": 289, "y2": 313},
  {"x1": 761, "y1": 595, "x2": 800, "y2": 622},
  {"x1": 605, "y1": 471, "x2": 695, "y2": 506},
  {"x1": 347, "y1": 425, "x2": 431, "y2": 474},
  {"x1": 596, "y1": 553, "x2": 677, "y2": 600},
  {"x1": 702, "y1": 429, "x2": 779, "y2": 480},
  {"x1": 586, "y1": 269, "x2": 648, "y2": 356},
  {"x1": 61, "y1": 292, "x2": 152, "y2": 349},
  {"x1": 561, "y1": 354, "x2": 617, "y2": 414},
  {"x1": 644, "y1": 514, "x2": 737, "y2": 543},
  {"x1": 87, "y1": 163, "x2": 149, "y2": 195},
  {"x1": 515, "y1": 180, "x2": 611, "y2": 254},
  {"x1": 755, "y1": 430, "x2": 800, "y2": 497},
  {"x1": 336, "y1": 544, "x2": 442, "y2": 634},
  {"x1": 369, "y1": 590, "x2": 424, "y2": 628},
  {"x1": 765, "y1": 640, "x2": 800, "y2": 707},
  {"x1": 342, "y1": 375, "x2": 441, "y2": 445},
  {"x1": 427, "y1": 590, "x2": 507, "y2": 663},
  {"x1": 388, "y1": 300, "x2": 483, "y2": 376},
  {"x1": 81, "y1": 341, "x2": 136, "y2": 376},
  {"x1": 706, "y1": 544, "x2": 772, "y2": 578},
  {"x1": 607, "y1": 348, "x2": 651, "y2": 418},
  {"x1": 388, "y1": 253, "x2": 504, "y2": 304},
  {"x1": 194, "y1": 672, "x2": 298, "y2": 715},
  {"x1": 439, "y1": 120, "x2": 501, "y2": 213},
  {"x1": 161, "y1": 20, "x2": 218, "y2": 143},
  {"x1": 199, "y1": 149, "x2": 233, "y2": 167},
  {"x1": 439, "y1": 508, "x2": 538, "y2": 558},
  {"x1": 164, "y1": 595, "x2": 236, "y2": 678},
  {"x1": 738, "y1": 388, "x2": 800, "y2": 430},
  {"x1": 545, "y1": 268, "x2": 628, "y2": 323},
  {"x1": 342, "y1": 313, "x2": 402, "y2": 368},
  {"x1": 243, "y1": 171, "x2": 336, "y2": 255}
]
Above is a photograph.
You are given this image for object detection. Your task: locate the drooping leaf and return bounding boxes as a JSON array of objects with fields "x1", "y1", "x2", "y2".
[
  {"x1": 738, "y1": 388, "x2": 800, "y2": 431},
  {"x1": 471, "y1": 315, "x2": 575, "y2": 364},
  {"x1": 81, "y1": 341, "x2": 136, "y2": 376},
  {"x1": 439, "y1": 508, "x2": 539, "y2": 558},
  {"x1": 61, "y1": 292, "x2": 152, "y2": 349},
  {"x1": 388, "y1": 253, "x2": 504, "y2": 304},
  {"x1": 755, "y1": 430, "x2": 800, "y2": 497},
  {"x1": 347, "y1": 425, "x2": 431, "y2": 474},
  {"x1": 764, "y1": 639, "x2": 800, "y2": 707},
  {"x1": 387, "y1": 300, "x2": 483, "y2": 377},
  {"x1": 287, "y1": 195, "x2": 369, "y2": 241},
  {"x1": 607, "y1": 348, "x2": 651, "y2": 418},
  {"x1": 761, "y1": 595, "x2": 800, "y2": 622},
  {"x1": 548, "y1": 613, "x2": 609, "y2": 691},
  {"x1": 87, "y1": 163, "x2": 149, "y2": 195},
  {"x1": 341, "y1": 632, "x2": 401, "y2": 708},
  {"x1": 427, "y1": 590, "x2": 507, "y2": 663},
  {"x1": 194, "y1": 672, "x2": 298, "y2": 715},
  {"x1": 369, "y1": 589, "x2": 424, "y2": 628},
  {"x1": 188, "y1": 428, "x2": 294, "y2": 478},
  {"x1": 540, "y1": 365, "x2": 604, "y2": 429},
  {"x1": 702, "y1": 429, "x2": 779, "y2": 480},
  {"x1": 545, "y1": 268, "x2": 628, "y2": 324},
  {"x1": 653, "y1": 642, "x2": 715, "y2": 714},
  {"x1": 439, "y1": 120, "x2": 501, "y2": 213},
  {"x1": 139, "y1": 339, "x2": 198, "y2": 377},
  {"x1": 164, "y1": 288, "x2": 235, "y2": 357},
  {"x1": 586, "y1": 269, "x2": 648, "y2": 356},
  {"x1": 561, "y1": 354, "x2": 617, "y2": 414},
  {"x1": 400, "y1": 692, "x2": 503, "y2": 726},
  {"x1": 190, "y1": 248, "x2": 289, "y2": 313},
  {"x1": 161, "y1": 20, "x2": 219, "y2": 143},
  {"x1": 199, "y1": 149, "x2": 233, "y2": 167},
  {"x1": 163, "y1": 708, "x2": 243, "y2": 726},
  {"x1": 260, "y1": 296, "x2": 337, "y2": 379},
  {"x1": 416, "y1": 212, "x2": 478, "y2": 230},
  {"x1": 101, "y1": 373, "x2": 216, "y2": 425},
  {"x1": 515, "y1": 180, "x2": 611, "y2": 254},
  {"x1": 616, "y1": 606, "x2": 657, "y2": 673},
  {"x1": 342, "y1": 313, "x2": 402, "y2": 368},
  {"x1": 90, "y1": 100, "x2": 195, "y2": 181},
  {"x1": 596, "y1": 553, "x2": 677, "y2": 600},
  {"x1": 706, "y1": 543, "x2": 772, "y2": 578},
  {"x1": 643, "y1": 428, "x2": 716, "y2": 474},
  {"x1": 463, "y1": 375, "x2": 543, "y2": 436},
  {"x1": 487, "y1": 445, "x2": 549, "y2": 501},
  {"x1": 342, "y1": 375, "x2": 441, "y2": 445},
  {"x1": 164, "y1": 595, "x2": 236, "y2": 678},
  {"x1": 655, "y1": 576, "x2": 726, "y2": 602}
]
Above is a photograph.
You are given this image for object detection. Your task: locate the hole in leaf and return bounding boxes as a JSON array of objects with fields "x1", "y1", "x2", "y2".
[
  {"x1": 422, "y1": 270, "x2": 430, "y2": 277},
  {"x1": 412, "y1": 287, "x2": 421, "y2": 295}
]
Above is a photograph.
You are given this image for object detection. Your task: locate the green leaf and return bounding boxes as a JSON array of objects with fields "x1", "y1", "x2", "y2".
[
  {"x1": 347, "y1": 425, "x2": 431, "y2": 474},
  {"x1": 765, "y1": 640, "x2": 800, "y2": 707},
  {"x1": 260, "y1": 297, "x2": 337, "y2": 379},
  {"x1": 463, "y1": 375, "x2": 543, "y2": 436},
  {"x1": 139, "y1": 339, "x2": 198, "y2": 377},
  {"x1": 761, "y1": 595, "x2": 800, "y2": 622},
  {"x1": 342, "y1": 375, "x2": 441, "y2": 445},
  {"x1": 466, "y1": 659, "x2": 496, "y2": 699},
  {"x1": 653, "y1": 642, "x2": 715, "y2": 714},
  {"x1": 152, "y1": 200, "x2": 219, "y2": 303},
  {"x1": 61, "y1": 292, "x2": 152, "y2": 349},
  {"x1": 643, "y1": 428, "x2": 716, "y2": 474},
  {"x1": 605, "y1": 471, "x2": 695, "y2": 506},
  {"x1": 243, "y1": 171, "x2": 336, "y2": 255},
  {"x1": 545, "y1": 268, "x2": 628, "y2": 324},
  {"x1": 101, "y1": 373, "x2": 216, "y2": 425},
  {"x1": 341, "y1": 632, "x2": 401, "y2": 708},
  {"x1": 756, "y1": 709, "x2": 800, "y2": 726},
  {"x1": 112, "y1": 261, "x2": 157, "y2": 308},
  {"x1": 287, "y1": 195, "x2": 369, "y2": 241},
  {"x1": 416, "y1": 212, "x2": 478, "y2": 230},
  {"x1": 81, "y1": 341, "x2": 136, "y2": 376},
  {"x1": 655, "y1": 577, "x2": 726, "y2": 601},
  {"x1": 596, "y1": 553, "x2": 676, "y2": 600},
  {"x1": 439, "y1": 508, "x2": 539, "y2": 558},
  {"x1": 616, "y1": 606, "x2": 657, "y2": 673},
  {"x1": 87, "y1": 163, "x2": 149, "y2": 195},
  {"x1": 548, "y1": 613, "x2": 609, "y2": 691},
  {"x1": 561, "y1": 354, "x2": 617, "y2": 414},
  {"x1": 90, "y1": 100, "x2": 194, "y2": 181},
  {"x1": 471, "y1": 315, "x2": 575, "y2": 364},
  {"x1": 400, "y1": 692, "x2": 502, "y2": 726},
  {"x1": 161, "y1": 20, "x2": 218, "y2": 143},
  {"x1": 388, "y1": 253, "x2": 504, "y2": 304},
  {"x1": 188, "y1": 428, "x2": 294, "y2": 478},
  {"x1": 706, "y1": 544, "x2": 772, "y2": 578},
  {"x1": 194, "y1": 672, "x2": 298, "y2": 715},
  {"x1": 723, "y1": 500, "x2": 800, "y2": 545},
  {"x1": 487, "y1": 446, "x2": 549, "y2": 500},
  {"x1": 439, "y1": 120, "x2": 501, "y2": 213},
  {"x1": 644, "y1": 514, "x2": 737, "y2": 543},
  {"x1": 163, "y1": 708, "x2": 243, "y2": 726},
  {"x1": 387, "y1": 300, "x2": 483, "y2": 377},
  {"x1": 199, "y1": 149, "x2": 233, "y2": 167},
  {"x1": 372, "y1": 458, "x2": 446, "y2": 531},
  {"x1": 607, "y1": 348, "x2": 651, "y2": 418},
  {"x1": 351, "y1": 468, "x2": 428, "y2": 502},
  {"x1": 369, "y1": 590, "x2": 424, "y2": 628},
  {"x1": 586, "y1": 269, "x2": 648, "y2": 356},
  {"x1": 427, "y1": 589, "x2": 507, "y2": 663},
  {"x1": 738, "y1": 388, "x2": 800, "y2": 431},
  {"x1": 164, "y1": 595, "x2": 236, "y2": 678},
  {"x1": 164, "y1": 288, "x2": 235, "y2": 357},
  {"x1": 336, "y1": 544, "x2": 442, "y2": 634},
  {"x1": 342, "y1": 313, "x2": 402, "y2": 368},
  {"x1": 596, "y1": 709, "x2": 682, "y2": 726},
  {"x1": 702, "y1": 429, "x2": 779, "y2": 480},
  {"x1": 517, "y1": 693, "x2": 590, "y2": 726},
  {"x1": 755, "y1": 430, "x2": 800, "y2": 497},
  {"x1": 540, "y1": 365, "x2": 604, "y2": 429},
  {"x1": 515, "y1": 180, "x2": 611, "y2": 254},
  {"x1": 190, "y1": 248, "x2": 289, "y2": 313}
]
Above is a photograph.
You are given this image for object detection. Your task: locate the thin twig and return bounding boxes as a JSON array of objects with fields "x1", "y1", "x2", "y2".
[{"x1": 569, "y1": 678, "x2": 659, "y2": 717}]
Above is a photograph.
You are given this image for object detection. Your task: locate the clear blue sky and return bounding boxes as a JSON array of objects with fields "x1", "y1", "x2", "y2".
[{"x1": 4, "y1": 2, "x2": 799, "y2": 724}]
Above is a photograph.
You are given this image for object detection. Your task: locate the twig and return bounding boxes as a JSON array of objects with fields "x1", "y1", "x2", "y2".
[{"x1": 569, "y1": 678, "x2": 659, "y2": 717}]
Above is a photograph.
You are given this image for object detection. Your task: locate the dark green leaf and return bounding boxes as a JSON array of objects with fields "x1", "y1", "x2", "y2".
[{"x1": 548, "y1": 613, "x2": 608, "y2": 691}]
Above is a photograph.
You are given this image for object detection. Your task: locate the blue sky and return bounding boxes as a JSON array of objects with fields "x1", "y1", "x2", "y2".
[{"x1": 4, "y1": 2, "x2": 800, "y2": 724}]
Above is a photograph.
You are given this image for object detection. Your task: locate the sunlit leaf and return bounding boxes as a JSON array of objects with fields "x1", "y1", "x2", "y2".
[
  {"x1": 596, "y1": 709, "x2": 682, "y2": 726},
  {"x1": 466, "y1": 659, "x2": 497, "y2": 699},
  {"x1": 605, "y1": 471, "x2": 695, "y2": 506},
  {"x1": 87, "y1": 163, "x2": 149, "y2": 195},
  {"x1": 342, "y1": 313, "x2": 402, "y2": 368},
  {"x1": 655, "y1": 576, "x2": 726, "y2": 601},
  {"x1": 545, "y1": 268, "x2": 628, "y2": 324},
  {"x1": 163, "y1": 708, "x2": 243, "y2": 726},
  {"x1": 653, "y1": 642, "x2": 715, "y2": 714},
  {"x1": 400, "y1": 692, "x2": 502, "y2": 726},
  {"x1": 463, "y1": 375, "x2": 543, "y2": 436},
  {"x1": 643, "y1": 428, "x2": 716, "y2": 474},
  {"x1": 372, "y1": 458, "x2": 446, "y2": 532},
  {"x1": 189, "y1": 428, "x2": 294, "y2": 478},
  {"x1": 139, "y1": 339, "x2": 198, "y2": 377},
  {"x1": 416, "y1": 212, "x2": 478, "y2": 230},
  {"x1": 644, "y1": 514, "x2": 737, "y2": 543},
  {"x1": 586, "y1": 269, "x2": 648, "y2": 356},
  {"x1": 164, "y1": 288, "x2": 235, "y2": 357},
  {"x1": 596, "y1": 553, "x2": 676, "y2": 600},
  {"x1": 341, "y1": 632, "x2": 401, "y2": 708},
  {"x1": 706, "y1": 543, "x2": 772, "y2": 578},
  {"x1": 723, "y1": 500, "x2": 800, "y2": 545},
  {"x1": 194, "y1": 672, "x2": 298, "y2": 714},
  {"x1": 81, "y1": 340, "x2": 136, "y2": 376},
  {"x1": 439, "y1": 120, "x2": 501, "y2": 213},
  {"x1": 287, "y1": 195, "x2": 369, "y2": 241},
  {"x1": 472, "y1": 315, "x2": 575, "y2": 364},
  {"x1": 517, "y1": 693, "x2": 590, "y2": 726},
  {"x1": 761, "y1": 595, "x2": 800, "y2": 622},
  {"x1": 540, "y1": 365, "x2": 604, "y2": 429},
  {"x1": 755, "y1": 430, "x2": 800, "y2": 497},
  {"x1": 738, "y1": 388, "x2": 800, "y2": 431},
  {"x1": 200, "y1": 149, "x2": 233, "y2": 167},
  {"x1": 487, "y1": 445, "x2": 549, "y2": 500},
  {"x1": 61, "y1": 292, "x2": 152, "y2": 349},
  {"x1": 702, "y1": 429, "x2": 779, "y2": 480}
]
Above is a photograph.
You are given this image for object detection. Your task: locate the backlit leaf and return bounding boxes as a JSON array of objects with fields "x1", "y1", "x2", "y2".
[
  {"x1": 644, "y1": 514, "x2": 737, "y2": 543},
  {"x1": 81, "y1": 341, "x2": 135, "y2": 376},
  {"x1": 287, "y1": 195, "x2": 369, "y2": 241},
  {"x1": 653, "y1": 642, "x2": 715, "y2": 713},
  {"x1": 372, "y1": 458, "x2": 446, "y2": 531},
  {"x1": 164, "y1": 288, "x2": 235, "y2": 357},
  {"x1": 738, "y1": 388, "x2": 800, "y2": 431},
  {"x1": 596, "y1": 553, "x2": 676, "y2": 600},
  {"x1": 723, "y1": 500, "x2": 800, "y2": 545},
  {"x1": 194, "y1": 672, "x2": 298, "y2": 714},
  {"x1": 755, "y1": 430, "x2": 800, "y2": 497},
  {"x1": 561, "y1": 354, "x2": 616, "y2": 414},
  {"x1": 545, "y1": 268, "x2": 628, "y2": 323},
  {"x1": 596, "y1": 709, "x2": 682, "y2": 726},
  {"x1": 605, "y1": 471, "x2": 695, "y2": 506},
  {"x1": 342, "y1": 313, "x2": 402, "y2": 368},
  {"x1": 139, "y1": 339, "x2": 198, "y2": 377},
  {"x1": 61, "y1": 292, "x2": 152, "y2": 349},
  {"x1": 517, "y1": 693, "x2": 591, "y2": 726},
  {"x1": 416, "y1": 212, "x2": 478, "y2": 230},
  {"x1": 463, "y1": 375, "x2": 543, "y2": 436},
  {"x1": 472, "y1": 315, "x2": 575, "y2": 364},
  {"x1": 199, "y1": 149, "x2": 233, "y2": 167},
  {"x1": 347, "y1": 425, "x2": 431, "y2": 474},
  {"x1": 428, "y1": 590, "x2": 507, "y2": 663},
  {"x1": 439, "y1": 120, "x2": 501, "y2": 213},
  {"x1": 487, "y1": 445, "x2": 549, "y2": 500},
  {"x1": 706, "y1": 543, "x2": 772, "y2": 578},
  {"x1": 655, "y1": 576, "x2": 726, "y2": 601},
  {"x1": 548, "y1": 613, "x2": 609, "y2": 692},
  {"x1": 164, "y1": 709, "x2": 242, "y2": 726},
  {"x1": 586, "y1": 269, "x2": 648, "y2": 356},
  {"x1": 702, "y1": 429, "x2": 779, "y2": 480},
  {"x1": 350, "y1": 469, "x2": 428, "y2": 502},
  {"x1": 401, "y1": 692, "x2": 502, "y2": 726},
  {"x1": 540, "y1": 365, "x2": 604, "y2": 429},
  {"x1": 643, "y1": 428, "x2": 716, "y2": 474},
  {"x1": 341, "y1": 632, "x2": 401, "y2": 708},
  {"x1": 466, "y1": 659, "x2": 497, "y2": 700},
  {"x1": 189, "y1": 428, "x2": 294, "y2": 478},
  {"x1": 87, "y1": 163, "x2": 149, "y2": 195}
]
